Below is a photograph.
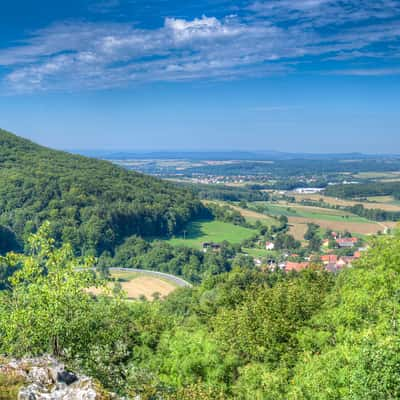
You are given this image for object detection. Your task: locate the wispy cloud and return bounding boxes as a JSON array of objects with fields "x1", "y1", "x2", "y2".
[
  {"x1": 331, "y1": 67, "x2": 400, "y2": 76},
  {"x1": 1, "y1": 0, "x2": 399, "y2": 92}
]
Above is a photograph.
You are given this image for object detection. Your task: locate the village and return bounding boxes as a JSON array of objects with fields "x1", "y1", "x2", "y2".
[
  {"x1": 258, "y1": 232, "x2": 364, "y2": 273},
  {"x1": 202, "y1": 231, "x2": 365, "y2": 274}
]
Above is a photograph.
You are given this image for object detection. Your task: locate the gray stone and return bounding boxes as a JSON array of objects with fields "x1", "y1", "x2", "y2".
[
  {"x1": 1, "y1": 355, "x2": 116, "y2": 400},
  {"x1": 57, "y1": 370, "x2": 78, "y2": 385}
]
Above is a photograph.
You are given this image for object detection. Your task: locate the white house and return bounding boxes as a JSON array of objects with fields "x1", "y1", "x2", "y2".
[
  {"x1": 294, "y1": 188, "x2": 324, "y2": 194},
  {"x1": 266, "y1": 241, "x2": 275, "y2": 250}
]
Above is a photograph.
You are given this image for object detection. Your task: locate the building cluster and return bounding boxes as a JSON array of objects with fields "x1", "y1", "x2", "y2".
[
  {"x1": 272, "y1": 251, "x2": 362, "y2": 273},
  {"x1": 256, "y1": 234, "x2": 364, "y2": 273}
]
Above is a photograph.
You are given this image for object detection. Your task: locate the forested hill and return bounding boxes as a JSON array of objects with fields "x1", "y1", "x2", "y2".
[{"x1": 0, "y1": 129, "x2": 205, "y2": 255}]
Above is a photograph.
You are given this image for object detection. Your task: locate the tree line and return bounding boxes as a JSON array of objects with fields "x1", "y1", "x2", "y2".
[{"x1": 325, "y1": 181, "x2": 400, "y2": 199}]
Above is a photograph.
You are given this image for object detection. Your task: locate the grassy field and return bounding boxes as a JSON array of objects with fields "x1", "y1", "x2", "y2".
[
  {"x1": 91, "y1": 271, "x2": 178, "y2": 301},
  {"x1": 243, "y1": 247, "x2": 279, "y2": 257},
  {"x1": 0, "y1": 372, "x2": 25, "y2": 400},
  {"x1": 167, "y1": 220, "x2": 256, "y2": 249}
]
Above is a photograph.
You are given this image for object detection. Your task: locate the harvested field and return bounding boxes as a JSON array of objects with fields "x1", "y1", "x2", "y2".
[
  {"x1": 288, "y1": 223, "x2": 309, "y2": 241},
  {"x1": 90, "y1": 271, "x2": 178, "y2": 301},
  {"x1": 229, "y1": 204, "x2": 277, "y2": 226},
  {"x1": 288, "y1": 216, "x2": 383, "y2": 238},
  {"x1": 118, "y1": 276, "x2": 177, "y2": 300},
  {"x1": 204, "y1": 200, "x2": 277, "y2": 226}
]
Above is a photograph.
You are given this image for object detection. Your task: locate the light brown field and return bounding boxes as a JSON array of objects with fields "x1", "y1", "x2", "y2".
[
  {"x1": 354, "y1": 172, "x2": 400, "y2": 179},
  {"x1": 118, "y1": 276, "x2": 176, "y2": 300},
  {"x1": 288, "y1": 216, "x2": 384, "y2": 239},
  {"x1": 288, "y1": 223, "x2": 309, "y2": 241},
  {"x1": 294, "y1": 194, "x2": 400, "y2": 212},
  {"x1": 203, "y1": 200, "x2": 277, "y2": 226},
  {"x1": 229, "y1": 204, "x2": 277, "y2": 225},
  {"x1": 90, "y1": 274, "x2": 178, "y2": 301}
]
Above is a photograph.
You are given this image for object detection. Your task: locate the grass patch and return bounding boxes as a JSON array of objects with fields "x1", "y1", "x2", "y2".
[
  {"x1": 0, "y1": 373, "x2": 25, "y2": 400},
  {"x1": 167, "y1": 220, "x2": 256, "y2": 249},
  {"x1": 243, "y1": 247, "x2": 279, "y2": 258}
]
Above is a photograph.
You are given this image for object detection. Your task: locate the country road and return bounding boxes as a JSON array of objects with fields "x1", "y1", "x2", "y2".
[{"x1": 108, "y1": 268, "x2": 192, "y2": 288}]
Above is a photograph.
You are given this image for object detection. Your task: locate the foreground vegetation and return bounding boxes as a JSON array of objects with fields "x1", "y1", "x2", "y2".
[{"x1": 1, "y1": 224, "x2": 400, "y2": 398}]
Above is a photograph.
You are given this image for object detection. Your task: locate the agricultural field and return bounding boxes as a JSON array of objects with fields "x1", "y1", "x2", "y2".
[
  {"x1": 365, "y1": 195, "x2": 400, "y2": 207},
  {"x1": 353, "y1": 171, "x2": 400, "y2": 179},
  {"x1": 166, "y1": 219, "x2": 256, "y2": 249},
  {"x1": 204, "y1": 200, "x2": 277, "y2": 226},
  {"x1": 249, "y1": 201, "x2": 389, "y2": 240},
  {"x1": 229, "y1": 203, "x2": 277, "y2": 226},
  {"x1": 256, "y1": 202, "x2": 369, "y2": 222},
  {"x1": 294, "y1": 193, "x2": 400, "y2": 212},
  {"x1": 91, "y1": 271, "x2": 178, "y2": 301}
]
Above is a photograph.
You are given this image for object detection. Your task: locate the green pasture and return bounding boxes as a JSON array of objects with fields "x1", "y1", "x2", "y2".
[{"x1": 166, "y1": 220, "x2": 256, "y2": 249}]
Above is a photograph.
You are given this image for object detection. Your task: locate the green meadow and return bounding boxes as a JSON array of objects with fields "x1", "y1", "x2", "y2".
[{"x1": 166, "y1": 220, "x2": 256, "y2": 249}]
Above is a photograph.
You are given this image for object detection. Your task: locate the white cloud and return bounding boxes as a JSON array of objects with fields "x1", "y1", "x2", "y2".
[{"x1": 0, "y1": 1, "x2": 399, "y2": 92}]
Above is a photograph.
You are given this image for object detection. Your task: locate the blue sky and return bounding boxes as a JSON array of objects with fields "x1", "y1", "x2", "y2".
[{"x1": 0, "y1": 0, "x2": 399, "y2": 153}]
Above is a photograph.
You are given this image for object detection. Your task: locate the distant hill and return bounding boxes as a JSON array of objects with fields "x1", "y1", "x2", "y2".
[
  {"x1": 0, "y1": 129, "x2": 204, "y2": 255},
  {"x1": 73, "y1": 149, "x2": 400, "y2": 161}
]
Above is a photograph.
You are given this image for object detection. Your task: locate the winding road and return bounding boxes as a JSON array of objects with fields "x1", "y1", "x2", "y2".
[{"x1": 108, "y1": 268, "x2": 193, "y2": 288}]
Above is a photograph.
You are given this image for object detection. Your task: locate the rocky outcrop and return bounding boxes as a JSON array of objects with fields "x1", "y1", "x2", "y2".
[{"x1": 0, "y1": 356, "x2": 116, "y2": 400}]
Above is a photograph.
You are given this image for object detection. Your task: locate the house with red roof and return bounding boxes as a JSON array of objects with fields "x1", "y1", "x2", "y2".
[
  {"x1": 285, "y1": 261, "x2": 309, "y2": 272},
  {"x1": 336, "y1": 237, "x2": 358, "y2": 248},
  {"x1": 321, "y1": 254, "x2": 338, "y2": 264}
]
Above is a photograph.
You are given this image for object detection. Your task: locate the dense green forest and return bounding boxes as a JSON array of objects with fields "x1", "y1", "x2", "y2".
[
  {"x1": 183, "y1": 159, "x2": 400, "y2": 177},
  {"x1": 325, "y1": 181, "x2": 400, "y2": 199},
  {"x1": 181, "y1": 182, "x2": 270, "y2": 202},
  {"x1": 1, "y1": 225, "x2": 400, "y2": 399},
  {"x1": 0, "y1": 129, "x2": 205, "y2": 256}
]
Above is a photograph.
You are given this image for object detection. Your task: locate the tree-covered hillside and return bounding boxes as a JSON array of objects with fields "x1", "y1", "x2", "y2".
[{"x1": 0, "y1": 129, "x2": 204, "y2": 255}]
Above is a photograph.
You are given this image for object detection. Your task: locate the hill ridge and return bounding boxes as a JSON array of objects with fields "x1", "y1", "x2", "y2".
[{"x1": 0, "y1": 128, "x2": 204, "y2": 256}]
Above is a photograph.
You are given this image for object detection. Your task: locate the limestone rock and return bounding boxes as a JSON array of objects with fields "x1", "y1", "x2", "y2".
[{"x1": 0, "y1": 356, "x2": 115, "y2": 400}]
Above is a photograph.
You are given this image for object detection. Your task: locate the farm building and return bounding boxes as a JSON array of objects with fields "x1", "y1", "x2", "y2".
[
  {"x1": 202, "y1": 242, "x2": 221, "y2": 253},
  {"x1": 336, "y1": 237, "x2": 359, "y2": 248}
]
